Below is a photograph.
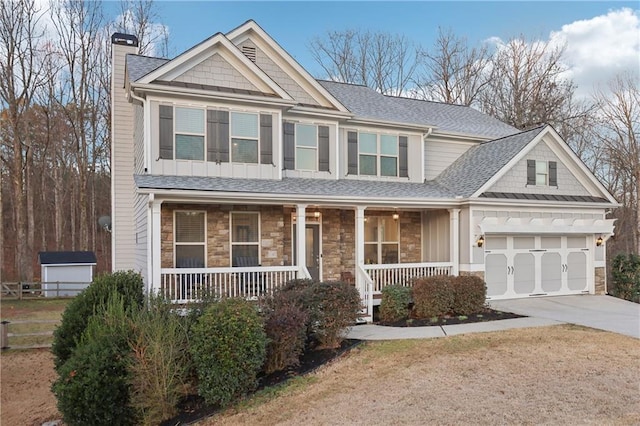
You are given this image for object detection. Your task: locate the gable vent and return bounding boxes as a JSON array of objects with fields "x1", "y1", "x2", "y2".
[{"x1": 242, "y1": 46, "x2": 257, "y2": 63}]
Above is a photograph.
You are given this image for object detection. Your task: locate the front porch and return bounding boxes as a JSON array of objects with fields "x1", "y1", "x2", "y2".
[{"x1": 150, "y1": 202, "x2": 459, "y2": 321}]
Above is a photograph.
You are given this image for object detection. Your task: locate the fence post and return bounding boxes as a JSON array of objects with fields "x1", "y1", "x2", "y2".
[{"x1": 1, "y1": 321, "x2": 9, "y2": 350}]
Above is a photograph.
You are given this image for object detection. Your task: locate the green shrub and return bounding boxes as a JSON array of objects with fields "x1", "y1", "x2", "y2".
[
  {"x1": 52, "y1": 271, "x2": 144, "y2": 370},
  {"x1": 52, "y1": 294, "x2": 138, "y2": 426},
  {"x1": 189, "y1": 298, "x2": 267, "y2": 407},
  {"x1": 260, "y1": 292, "x2": 308, "y2": 374},
  {"x1": 379, "y1": 285, "x2": 411, "y2": 322},
  {"x1": 611, "y1": 253, "x2": 640, "y2": 303},
  {"x1": 128, "y1": 295, "x2": 191, "y2": 425},
  {"x1": 451, "y1": 275, "x2": 487, "y2": 315},
  {"x1": 412, "y1": 275, "x2": 454, "y2": 318},
  {"x1": 312, "y1": 281, "x2": 361, "y2": 348}
]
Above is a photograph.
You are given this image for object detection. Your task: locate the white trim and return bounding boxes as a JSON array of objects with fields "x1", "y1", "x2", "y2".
[
  {"x1": 151, "y1": 198, "x2": 162, "y2": 294},
  {"x1": 296, "y1": 205, "x2": 307, "y2": 277},
  {"x1": 449, "y1": 208, "x2": 460, "y2": 275}
]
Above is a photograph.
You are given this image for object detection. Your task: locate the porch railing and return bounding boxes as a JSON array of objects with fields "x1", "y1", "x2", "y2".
[
  {"x1": 363, "y1": 262, "x2": 453, "y2": 292},
  {"x1": 356, "y1": 265, "x2": 374, "y2": 322},
  {"x1": 160, "y1": 266, "x2": 299, "y2": 303}
]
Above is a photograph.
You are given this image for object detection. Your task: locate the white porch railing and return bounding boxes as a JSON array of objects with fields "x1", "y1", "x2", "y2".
[
  {"x1": 160, "y1": 266, "x2": 299, "y2": 303},
  {"x1": 356, "y1": 265, "x2": 374, "y2": 322},
  {"x1": 363, "y1": 262, "x2": 454, "y2": 292}
]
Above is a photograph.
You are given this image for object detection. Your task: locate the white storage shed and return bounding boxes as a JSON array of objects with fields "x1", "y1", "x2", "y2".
[{"x1": 38, "y1": 251, "x2": 97, "y2": 297}]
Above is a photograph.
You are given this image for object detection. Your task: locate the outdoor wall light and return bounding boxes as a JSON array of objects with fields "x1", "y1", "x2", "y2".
[
  {"x1": 314, "y1": 211, "x2": 321, "y2": 218},
  {"x1": 596, "y1": 235, "x2": 604, "y2": 247},
  {"x1": 477, "y1": 235, "x2": 485, "y2": 248},
  {"x1": 392, "y1": 212, "x2": 399, "y2": 220}
]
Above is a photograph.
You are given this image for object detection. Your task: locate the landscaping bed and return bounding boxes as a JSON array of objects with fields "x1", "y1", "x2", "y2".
[{"x1": 375, "y1": 306, "x2": 525, "y2": 327}]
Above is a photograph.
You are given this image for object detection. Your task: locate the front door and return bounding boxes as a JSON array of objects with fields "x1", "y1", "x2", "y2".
[{"x1": 293, "y1": 223, "x2": 321, "y2": 281}]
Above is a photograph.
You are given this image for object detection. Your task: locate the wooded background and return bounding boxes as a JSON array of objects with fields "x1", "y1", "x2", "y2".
[{"x1": 1, "y1": 0, "x2": 637, "y2": 281}]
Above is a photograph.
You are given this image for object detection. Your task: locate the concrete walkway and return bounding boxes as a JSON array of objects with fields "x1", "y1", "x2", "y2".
[
  {"x1": 346, "y1": 295, "x2": 640, "y2": 341},
  {"x1": 490, "y1": 295, "x2": 640, "y2": 339}
]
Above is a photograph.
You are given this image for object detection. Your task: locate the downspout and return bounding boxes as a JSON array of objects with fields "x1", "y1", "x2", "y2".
[
  {"x1": 130, "y1": 90, "x2": 150, "y2": 173},
  {"x1": 422, "y1": 127, "x2": 433, "y2": 182}
]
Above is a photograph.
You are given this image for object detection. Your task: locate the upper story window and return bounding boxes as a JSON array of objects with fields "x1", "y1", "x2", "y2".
[
  {"x1": 527, "y1": 160, "x2": 557, "y2": 186},
  {"x1": 159, "y1": 105, "x2": 273, "y2": 165},
  {"x1": 175, "y1": 107, "x2": 205, "y2": 160},
  {"x1": 174, "y1": 211, "x2": 206, "y2": 268},
  {"x1": 283, "y1": 122, "x2": 330, "y2": 172},
  {"x1": 231, "y1": 112, "x2": 259, "y2": 163},
  {"x1": 348, "y1": 131, "x2": 408, "y2": 178}
]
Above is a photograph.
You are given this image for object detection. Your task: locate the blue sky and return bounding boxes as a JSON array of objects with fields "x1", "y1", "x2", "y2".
[{"x1": 107, "y1": 1, "x2": 639, "y2": 96}]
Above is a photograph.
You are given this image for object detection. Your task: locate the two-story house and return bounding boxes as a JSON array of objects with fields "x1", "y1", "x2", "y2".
[{"x1": 111, "y1": 21, "x2": 617, "y2": 321}]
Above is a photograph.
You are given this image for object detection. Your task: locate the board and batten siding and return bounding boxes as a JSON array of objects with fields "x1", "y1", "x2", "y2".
[
  {"x1": 149, "y1": 100, "x2": 281, "y2": 179},
  {"x1": 111, "y1": 42, "x2": 138, "y2": 271},
  {"x1": 424, "y1": 137, "x2": 475, "y2": 181},
  {"x1": 281, "y1": 120, "x2": 338, "y2": 179},
  {"x1": 488, "y1": 138, "x2": 592, "y2": 196},
  {"x1": 134, "y1": 193, "x2": 149, "y2": 286},
  {"x1": 422, "y1": 209, "x2": 450, "y2": 262}
]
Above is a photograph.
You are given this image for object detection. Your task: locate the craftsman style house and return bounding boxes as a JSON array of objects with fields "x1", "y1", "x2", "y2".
[{"x1": 111, "y1": 21, "x2": 617, "y2": 321}]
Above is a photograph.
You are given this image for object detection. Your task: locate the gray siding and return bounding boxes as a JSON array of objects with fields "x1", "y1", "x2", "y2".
[
  {"x1": 134, "y1": 193, "x2": 149, "y2": 287},
  {"x1": 112, "y1": 42, "x2": 138, "y2": 271},
  {"x1": 489, "y1": 138, "x2": 591, "y2": 196},
  {"x1": 424, "y1": 137, "x2": 475, "y2": 180},
  {"x1": 422, "y1": 209, "x2": 450, "y2": 262},
  {"x1": 172, "y1": 53, "x2": 259, "y2": 92}
]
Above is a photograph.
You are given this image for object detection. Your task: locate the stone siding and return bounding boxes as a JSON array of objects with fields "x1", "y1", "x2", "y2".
[
  {"x1": 594, "y1": 267, "x2": 606, "y2": 294},
  {"x1": 459, "y1": 270, "x2": 485, "y2": 281}
]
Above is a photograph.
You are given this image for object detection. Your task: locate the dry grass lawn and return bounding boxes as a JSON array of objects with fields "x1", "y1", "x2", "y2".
[{"x1": 203, "y1": 325, "x2": 640, "y2": 425}]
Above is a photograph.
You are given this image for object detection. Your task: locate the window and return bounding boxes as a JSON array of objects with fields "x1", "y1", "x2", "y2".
[
  {"x1": 296, "y1": 124, "x2": 318, "y2": 170},
  {"x1": 231, "y1": 212, "x2": 260, "y2": 265},
  {"x1": 527, "y1": 160, "x2": 557, "y2": 186},
  {"x1": 231, "y1": 112, "x2": 259, "y2": 163},
  {"x1": 174, "y1": 211, "x2": 206, "y2": 268},
  {"x1": 364, "y1": 216, "x2": 399, "y2": 264},
  {"x1": 175, "y1": 107, "x2": 204, "y2": 160},
  {"x1": 357, "y1": 133, "x2": 399, "y2": 177}
]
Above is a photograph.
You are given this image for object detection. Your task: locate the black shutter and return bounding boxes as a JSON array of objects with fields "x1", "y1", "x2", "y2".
[
  {"x1": 549, "y1": 161, "x2": 557, "y2": 186},
  {"x1": 527, "y1": 160, "x2": 536, "y2": 185},
  {"x1": 347, "y1": 131, "x2": 358, "y2": 175},
  {"x1": 159, "y1": 105, "x2": 173, "y2": 160},
  {"x1": 206, "y1": 110, "x2": 218, "y2": 162},
  {"x1": 318, "y1": 125, "x2": 330, "y2": 172},
  {"x1": 283, "y1": 122, "x2": 295, "y2": 170},
  {"x1": 399, "y1": 136, "x2": 408, "y2": 178},
  {"x1": 260, "y1": 114, "x2": 273, "y2": 164},
  {"x1": 217, "y1": 110, "x2": 229, "y2": 163}
]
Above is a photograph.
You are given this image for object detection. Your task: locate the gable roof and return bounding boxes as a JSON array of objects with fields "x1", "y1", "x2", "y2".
[
  {"x1": 127, "y1": 54, "x2": 169, "y2": 82},
  {"x1": 319, "y1": 80, "x2": 519, "y2": 138},
  {"x1": 39, "y1": 251, "x2": 97, "y2": 265},
  {"x1": 435, "y1": 125, "x2": 547, "y2": 197}
]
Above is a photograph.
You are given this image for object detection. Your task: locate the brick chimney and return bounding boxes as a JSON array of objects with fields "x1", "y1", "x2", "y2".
[{"x1": 111, "y1": 33, "x2": 139, "y2": 272}]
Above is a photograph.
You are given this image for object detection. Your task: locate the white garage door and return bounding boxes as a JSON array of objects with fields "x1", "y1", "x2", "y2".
[{"x1": 485, "y1": 235, "x2": 591, "y2": 299}]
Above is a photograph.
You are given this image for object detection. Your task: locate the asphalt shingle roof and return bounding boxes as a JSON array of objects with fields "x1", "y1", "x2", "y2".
[
  {"x1": 126, "y1": 54, "x2": 170, "y2": 82},
  {"x1": 435, "y1": 125, "x2": 546, "y2": 197},
  {"x1": 39, "y1": 251, "x2": 97, "y2": 265},
  {"x1": 134, "y1": 175, "x2": 453, "y2": 200},
  {"x1": 318, "y1": 80, "x2": 519, "y2": 139}
]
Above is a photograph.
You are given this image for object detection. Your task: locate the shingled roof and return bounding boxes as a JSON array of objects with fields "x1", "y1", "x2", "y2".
[
  {"x1": 318, "y1": 80, "x2": 519, "y2": 139},
  {"x1": 435, "y1": 125, "x2": 547, "y2": 197},
  {"x1": 126, "y1": 54, "x2": 169, "y2": 82}
]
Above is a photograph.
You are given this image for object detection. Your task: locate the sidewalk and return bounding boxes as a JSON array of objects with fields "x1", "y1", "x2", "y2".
[{"x1": 346, "y1": 316, "x2": 562, "y2": 340}]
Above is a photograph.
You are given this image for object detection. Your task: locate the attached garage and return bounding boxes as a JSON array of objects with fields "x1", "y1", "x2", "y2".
[{"x1": 484, "y1": 235, "x2": 591, "y2": 299}]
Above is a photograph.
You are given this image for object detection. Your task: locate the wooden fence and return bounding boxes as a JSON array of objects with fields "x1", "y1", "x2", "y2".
[
  {"x1": 1, "y1": 320, "x2": 60, "y2": 350},
  {"x1": 1, "y1": 282, "x2": 89, "y2": 300}
]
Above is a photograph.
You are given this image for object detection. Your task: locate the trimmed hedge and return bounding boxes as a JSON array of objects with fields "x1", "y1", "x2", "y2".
[
  {"x1": 452, "y1": 275, "x2": 486, "y2": 315},
  {"x1": 379, "y1": 285, "x2": 411, "y2": 322},
  {"x1": 412, "y1": 275, "x2": 455, "y2": 318},
  {"x1": 611, "y1": 253, "x2": 640, "y2": 303},
  {"x1": 52, "y1": 271, "x2": 144, "y2": 370},
  {"x1": 189, "y1": 298, "x2": 267, "y2": 407}
]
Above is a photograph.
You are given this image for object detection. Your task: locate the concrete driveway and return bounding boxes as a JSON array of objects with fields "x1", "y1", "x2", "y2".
[{"x1": 490, "y1": 295, "x2": 640, "y2": 339}]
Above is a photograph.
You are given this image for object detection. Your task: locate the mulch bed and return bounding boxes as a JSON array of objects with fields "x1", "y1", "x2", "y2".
[
  {"x1": 162, "y1": 338, "x2": 363, "y2": 425},
  {"x1": 375, "y1": 307, "x2": 525, "y2": 327}
]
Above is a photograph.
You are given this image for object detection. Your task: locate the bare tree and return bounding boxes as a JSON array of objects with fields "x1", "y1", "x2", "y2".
[
  {"x1": 593, "y1": 72, "x2": 640, "y2": 254},
  {"x1": 114, "y1": 0, "x2": 169, "y2": 56},
  {"x1": 479, "y1": 37, "x2": 576, "y2": 130},
  {"x1": 0, "y1": 0, "x2": 49, "y2": 280},
  {"x1": 412, "y1": 27, "x2": 490, "y2": 105},
  {"x1": 310, "y1": 29, "x2": 424, "y2": 96}
]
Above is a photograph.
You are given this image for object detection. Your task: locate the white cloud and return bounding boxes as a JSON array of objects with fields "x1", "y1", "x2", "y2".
[{"x1": 549, "y1": 8, "x2": 640, "y2": 98}]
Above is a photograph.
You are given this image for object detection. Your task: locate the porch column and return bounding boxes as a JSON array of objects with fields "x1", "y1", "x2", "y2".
[
  {"x1": 151, "y1": 197, "x2": 162, "y2": 295},
  {"x1": 449, "y1": 208, "x2": 460, "y2": 276},
  {"x1": 296, "y1": 204, "x2": 308, "y2": 278},
  {"x1": 355, "y1": 206, "x2": 366, "y2": 269}
]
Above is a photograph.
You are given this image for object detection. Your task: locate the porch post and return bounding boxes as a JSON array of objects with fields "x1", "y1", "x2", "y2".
[
  {"x1": 449, "y1": 208, "x2": 460, "y2": 276},
  {"x1": 151, "y1": 197, "x2": 162, "y2": 295},
  {"x1": 355, "y1": 206, "x2": 366, "y2": 270},
  {"x1": 296, "y1": 204, "x2": 308, "y2": 278}
]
